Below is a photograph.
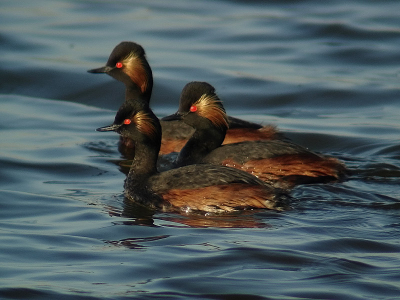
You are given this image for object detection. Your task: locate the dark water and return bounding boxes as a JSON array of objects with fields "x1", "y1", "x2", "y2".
[{"x1": 1, "y1": 0, "x2": 400, "y2": 299}]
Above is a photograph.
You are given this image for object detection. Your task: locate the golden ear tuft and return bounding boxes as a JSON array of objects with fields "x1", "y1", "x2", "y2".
[
  {"x1": 123, "y1": 52, "x2": 148, "y2": 94},
  {"x1": 194, "y1": 94, "x2": 229, "y2": 130},
  {"x1": 133, "y1": 111, "x2": 158, "y2": 141}
]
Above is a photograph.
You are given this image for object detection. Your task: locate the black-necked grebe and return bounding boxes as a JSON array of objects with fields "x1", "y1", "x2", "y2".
[
  {"x1": 162, "y1": 82, "x2": 347, "y2": 187},
  {"x1": 96, "y1": 98, "x2": 289, "y2": 213},
  {"x1": 88, "y1": 41, "x2": 282, "y2": 155}
]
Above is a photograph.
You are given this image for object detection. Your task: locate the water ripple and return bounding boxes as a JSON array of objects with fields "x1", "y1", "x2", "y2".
[{"x1": 1, "y1": 0, "x2": 400, "y2": 299}]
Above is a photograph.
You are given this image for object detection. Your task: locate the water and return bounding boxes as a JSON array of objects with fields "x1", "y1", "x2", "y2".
[{"x1": 1, "y1": 0, "x2": 400, "y2": 299}]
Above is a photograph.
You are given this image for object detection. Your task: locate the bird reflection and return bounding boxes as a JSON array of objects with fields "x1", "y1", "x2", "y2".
[{"x1": 118, "y1": 196, "x2": 274, "y2": 228}]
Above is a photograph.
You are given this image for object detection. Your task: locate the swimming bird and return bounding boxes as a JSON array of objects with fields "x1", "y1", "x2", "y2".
[
  {"x1": 96, "y1": 98, "x2": 290, "y2": 213},
  {"x1": 162, "y1": 81, "x2": 347, "y2": 187},
  {"x1": 88, "y1": 41, "x2": 282, "y2": 155}
]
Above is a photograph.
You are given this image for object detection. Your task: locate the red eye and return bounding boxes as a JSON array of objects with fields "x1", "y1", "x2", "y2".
[
  {"x1": 116, "y1": 62, "x2": 123, "y2": 68},
  {"x1": 190, "y1": 105, "x2": 197, "y2": 112},
  {"x1": 123, "y1": 119, "x2": 131, "y2": 125}
]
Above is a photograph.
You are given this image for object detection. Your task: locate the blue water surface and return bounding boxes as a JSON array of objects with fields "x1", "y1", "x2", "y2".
[{"x1": 1, "y1": 0, "x2": 400, "y2": 299}]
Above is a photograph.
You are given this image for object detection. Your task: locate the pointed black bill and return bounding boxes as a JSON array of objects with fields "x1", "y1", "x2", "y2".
[
  {"x1": 96, "y1": 123, "x2": 121, "y2": 132},
  {"x1": 87, "y1": 65, "x2": 114, "y2": 74},
  {"x1": 161, "y1": 112, "x2": 182, "y2": 121}
]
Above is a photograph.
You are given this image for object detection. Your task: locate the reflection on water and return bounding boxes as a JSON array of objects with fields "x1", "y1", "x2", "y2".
[
  {"x1": 1, "y1": 0, "x2": 400, "y2": 299},
  {"x1": 122, "y1": 198, "x2": 274, "y2": 229}
]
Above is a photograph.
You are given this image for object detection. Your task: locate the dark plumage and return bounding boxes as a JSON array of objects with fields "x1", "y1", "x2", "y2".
[
  {"x1": 89, "y1": 41, "x2": 281, "y2": 156},
  {"x1": 88, "y1": 41, "x2": 153, "y2": 101},
  {"x1": 97, "y1": 98, "x2": 289, "y2": 213},
  {"x1": 162, "y1": 82, "x2": 348, "y2": 187}
]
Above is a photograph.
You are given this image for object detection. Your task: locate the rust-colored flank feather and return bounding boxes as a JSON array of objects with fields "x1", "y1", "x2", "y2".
[
  {"x1": 223, "y1": 126, "x2": 280, "y2": 144},
  {"x1": 195, "y1": 94, "x2": 229, "y2": 130},
  {"x1": 160, "y1": 138, "x2": 187, "y2": 155},
  {"x1": 123, "y1": 52, "x2": 148, "y2": 94},
  {"x1": 162, "y1": 183, "x2": 279, "y2": 213},
  {"x1": 221, "y1": 154, "x2": 346, "y2": 186}
]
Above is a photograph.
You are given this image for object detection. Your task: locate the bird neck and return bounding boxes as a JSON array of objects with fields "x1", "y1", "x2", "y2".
[
  {"x1": 127, "y1": 139, "x2": 159, "y2": 183},
  {"x1": 124, "y1": 139, "x2": 167, "y2": 209},
  {"x1": 124, "y1": 83, "x2": 148, "y2": 102},
  {"x1": 175, "y1": 126, "x2": 225, "y2": 167}
]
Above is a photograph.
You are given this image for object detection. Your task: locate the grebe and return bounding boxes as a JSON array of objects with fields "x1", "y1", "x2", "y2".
[
  {"x1": 162, "y1": 82, "x2": 347, "y2": 187},
  {"x1": 88, "y1": 41, "x2": 282, "y2": 155},
  {"x1": 96, "y1": 98, "x2": 289, "y2": 213}
]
